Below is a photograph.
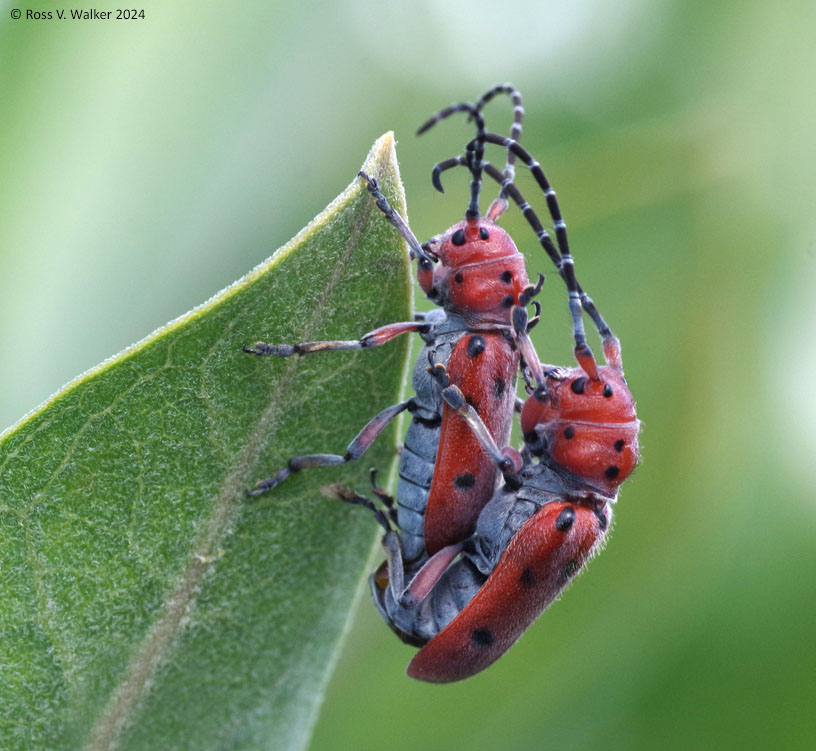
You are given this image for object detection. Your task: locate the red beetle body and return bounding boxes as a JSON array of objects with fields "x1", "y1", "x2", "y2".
[
  {"x1": 371, "y1": 333, "x2": 638, "y2": 683},
  {"x1": 422, "y1": 325, "x2": 519, "y2": 553},
  {"x1": 413, "y1": 217, "x2": 531, "y2": 555}
]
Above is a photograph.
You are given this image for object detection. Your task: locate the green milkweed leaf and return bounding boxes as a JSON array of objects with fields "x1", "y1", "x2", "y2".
[{"x1": 0, "y1": 133, "x2": 413, "y2": 751}]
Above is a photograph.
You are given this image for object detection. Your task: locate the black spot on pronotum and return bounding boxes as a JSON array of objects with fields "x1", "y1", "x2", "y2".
[
  {"x1": 564, "y1": 426, "x2": 575, "y2": 440},
  {"x1": 455, "y1": 272, "x2": 464, "y2": 283},
  {"x1": 501, "y1": 295, "x2": 514, "y2": 308},
  {"x1": 603, "y1": 383, "x2": 614, "y2": 398},
  {"x1": 571, "y1": 377, "x2": 587, "y2": 395},
  {"x1": 555, "y1": 506, "x2": 575, "y2": 531},
  {"x1": 500, "y1": 270, "x2": 513, "y2": 283},
  {"x1": 520, "y1": 567, "x2": 535, "y2": 587},
  {"x1": 454, "y1": 473, "x2": 476, "y2": 489},
  {"x1": 471, "y1": 628, "x2": 494, "y2": 647},
  {"x1": 605, "y1": 465, "x2": 620, "y2": 480},
  {"x1": 595, "y1": 510, "x2": 608, "y2": 531},
  {"x1": 479, "y1": 227, "x2": 490, "y2": 240},
  {"x1": 467, "y1": 335, "x2": 486, "y2": 358},
  {"x1": 614, "y1": 439, "x2": 625, "y2": 452},
  {"x1": 494, "y1": 378, "x2": 506, "y2": 398},
  {"x1": 562, "y1": 559, "x2": 579, "y2": 580},
  {"x1": 452, "y1": 229, "x2": 466, "y2": 245}
]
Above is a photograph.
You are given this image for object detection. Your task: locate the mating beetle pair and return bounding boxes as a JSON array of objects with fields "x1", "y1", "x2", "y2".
[{"x1": 244, "y1": 85, "x2": 639, "y2": 682}]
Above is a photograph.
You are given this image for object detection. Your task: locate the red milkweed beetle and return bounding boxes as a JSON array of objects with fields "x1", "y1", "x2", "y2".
[
  {"x1": 245, "y1": 85, "x2": 572, "y2": 566},
  {"x1": 404, "y1": 318, "x2": 638, "y2": 682},
  {"x1": 329, "y1": 284, "x2": 638, "y2": 683}
]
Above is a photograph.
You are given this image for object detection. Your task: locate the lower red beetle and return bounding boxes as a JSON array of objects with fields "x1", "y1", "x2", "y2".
[{"x1": 328, "y1": 303, "x2": 638, "y2": 682}]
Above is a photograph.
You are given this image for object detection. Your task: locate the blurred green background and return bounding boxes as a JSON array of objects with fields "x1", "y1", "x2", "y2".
[{"x1": 2, "y1": 1, "x2": 814, "y2": 749}]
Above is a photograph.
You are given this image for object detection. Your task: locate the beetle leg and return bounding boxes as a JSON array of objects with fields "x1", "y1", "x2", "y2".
[
  {"x1": 319, "y1": 483, "x2": 408, "y2": 601},
  {"x1": 247, "y1": 400, "x2": 412, "y2": 497},
  {"x1": 369, "y1": 468, "x2": 398, "y2": 525},
  {"x1": 244, "y1": 320, "x2": 426, "y2": 357},
  {"x1": 321, "y1": 480, "x2": 464, "y2": 609},
  {"x1": 437, "y1": 383, "x2": 524, "y2": 476},
  {"x1": 511, "y1": 305, "x2": 544, "y2": 388},
  {"x1": 399, "y1": 543, "x2": 464, "y2": 608},
  {"x1": 320, "y1": 482, "x2": 393, "y2": 534}
]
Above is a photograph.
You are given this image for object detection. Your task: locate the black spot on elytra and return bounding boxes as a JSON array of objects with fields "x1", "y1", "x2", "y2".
[
  {"x1": 555, "y1": 506, "x2": 575, "y2": 531},
  {"x1": 471, "y1": 628, "x2": 494, "y2": 647},
  {"x1": 562, "y1": 559, "x2": 579, "y2": 580},
  {"x1": 452, "y1": 229, "x2": 466, "y2": 245},
  {"x1": 455, "y1": 272, "x2": 464, "y2": 283},
  {"x1": 571, "y1": 377, "x2": 587, "y2": 395},
  {"x1": 614, "y1": 439, "x2": 625, "y2": 452},
  {"x1": 467, "y1": 335, "x2": 486, "y2": 358},
  {"x1": 501, "y1": 295, "x2": 514, "y2": 308},
  {"x1": 500, "y1": 270, "x2": 513, "y2": 283},
  {"x1": 603, "y1": 383, "x2": 614, "y2": 398},
  {"x1": 494, "y1": 378, "x2": 506, "y2": 398},
  {"x1": 605, "y1": 465, "x2": 620, "y2": 480},
  {"x1": 454, "y1": 473, "x2": 476, "y2": 489},
  {"x1": 520, "y1": 567, "x2": 535, "y2": 587},
  {"x1": 479, "y1": 227, "x2": 490, "y2": 240},
  {"x1": 595, "y1": 510, "x2": 608, "y2": 531},
  {"x1": 564, "y1": 426, "x2": 575, "y2": 440}
]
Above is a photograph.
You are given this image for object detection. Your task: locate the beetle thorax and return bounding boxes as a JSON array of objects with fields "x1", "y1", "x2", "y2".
[{"x1": 422, "y1": 219, "x2": 530, "y2": 322}]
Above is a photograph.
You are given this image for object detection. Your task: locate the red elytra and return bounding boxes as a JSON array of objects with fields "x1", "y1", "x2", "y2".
[
  {"x1": 422, "y1": 328, "x2": 519, "y2": 553},
  {"x1": 407, "y1": 502, "x2": 607, "y2": 683}
]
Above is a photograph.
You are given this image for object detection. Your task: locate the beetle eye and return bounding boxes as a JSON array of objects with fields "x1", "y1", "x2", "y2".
[{"x1": 451, "y1": 229, "x2": 466, "y2": 246}]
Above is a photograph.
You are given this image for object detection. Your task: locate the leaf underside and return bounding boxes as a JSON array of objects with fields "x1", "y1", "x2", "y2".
[{"x1": 0, "y1": 134, "x2": 413, "y2": 751}]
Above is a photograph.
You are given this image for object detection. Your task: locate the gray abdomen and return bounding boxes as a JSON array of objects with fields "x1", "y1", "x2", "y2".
[
  {"x1": 395, "y1": 336, "x2": 453, "y2": 564},
  {"x1": 380, "y1": 556, "x2": 487, "y2": 643}
]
